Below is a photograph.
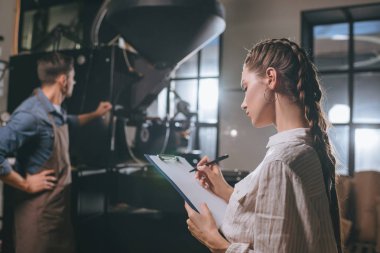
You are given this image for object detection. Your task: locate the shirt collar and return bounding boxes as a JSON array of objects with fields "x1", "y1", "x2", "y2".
[
  {"x1": 266, "y1": 128, "x2": 313, "y2": 148},
  {"x1": 36, "y1": 88, "x2": 56, "y2": 113}
]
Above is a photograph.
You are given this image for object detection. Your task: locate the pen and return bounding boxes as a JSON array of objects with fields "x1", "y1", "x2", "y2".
[{"x1": 189, "y1": 154, "x2": 229, "y2": 173}]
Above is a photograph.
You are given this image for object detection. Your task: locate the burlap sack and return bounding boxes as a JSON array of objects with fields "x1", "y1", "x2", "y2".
[
  {"x1": 353, "y1": 171, "x2": 380, "y2": 243},
  {"x1": 336, "y1": 175, "x2": 352, "y2": 219},
  {"x1": 341, "y1": 217, "x2": 352, "y2": 244},
  {"x1": 375, "y1": 197, "x2": 380, "y2": 253}
]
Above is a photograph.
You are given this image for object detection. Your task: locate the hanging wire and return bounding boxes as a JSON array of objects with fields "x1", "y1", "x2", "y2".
[
  {"x1": 0, "y1": 60, "x2": 9, "y2": 82},
  {"x1": 91, "y1": 0, "x2": 111, "y2": 47}
]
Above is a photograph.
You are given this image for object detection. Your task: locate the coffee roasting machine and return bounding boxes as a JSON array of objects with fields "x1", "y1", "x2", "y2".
[{"x1": 2, "y1": 1, "x2": 248, "y2": 252}]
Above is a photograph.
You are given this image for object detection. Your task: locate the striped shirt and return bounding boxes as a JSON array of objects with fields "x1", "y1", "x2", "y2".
[{"x1": 220, "y1": 128, "x2": 337, "y2": 253}]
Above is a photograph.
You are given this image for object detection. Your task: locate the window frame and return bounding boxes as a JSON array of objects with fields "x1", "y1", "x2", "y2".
[
  {"x1": 302, "y1": 3, "x2": 380, "y2": 176},
  {"x1": 159, "y1": 36, "x2": 223, "y2": 158}
]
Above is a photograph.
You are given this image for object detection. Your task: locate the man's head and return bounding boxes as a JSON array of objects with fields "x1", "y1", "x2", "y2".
[{"x1": 37, "y1": 52, "x2": 76, "y2": 97}]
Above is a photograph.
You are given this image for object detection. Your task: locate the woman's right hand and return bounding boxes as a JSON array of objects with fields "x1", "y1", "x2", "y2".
[{"x1": 195, "y1": 156, "x2": 234, "y2": 203}]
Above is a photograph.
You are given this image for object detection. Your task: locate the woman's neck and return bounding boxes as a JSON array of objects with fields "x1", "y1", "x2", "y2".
[{"x1": 274, "y1": 95, "x2": 309, "y2": 132}]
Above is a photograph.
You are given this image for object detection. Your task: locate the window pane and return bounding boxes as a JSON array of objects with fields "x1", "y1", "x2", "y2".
[
  {"x1": 21, "y1": 10, "x2": 37, "y2": 50},
  {"x1": 328, "y1": 126, "x2": 349, "y2": 175},
  {"x1": 199, "y1": 127, "x2": 217, "y2": 159},
  {"x1": 320, "y1": 74, "x2": 350, "y2": 123},
  {"x1": 21, "y1": 3, "x2": 82, "y2": 51},
  {"x1": 146, "y1": 88, "x2": 167, "y2": 118},
  {"x1": 171, "y1": 80, "x2": 198, "y2": 120},
  {"x1": 355, "y1": 128, "x2": 380, "y2": 171},
  {"x1": 199, "y1": 78, "x2": 219, "y2": 123},
  {"x1": 353, "y1": 72, "x2": 380, "y2": 123},
  {"x1": 200, "y1": 38, "x2": 220, "y2": 77},
  {"x1": 354, "y1": 20, "x2": 380, "y2": 69},
  {"x1": 313, "y1": 23, "x2": 349, "y2": 71},
  {"x1": 48, "y1": 3, "x2": 81, "y2": 50},
  {"x1": 174, "y1": 53, "x2": 198, "y2": 78}
]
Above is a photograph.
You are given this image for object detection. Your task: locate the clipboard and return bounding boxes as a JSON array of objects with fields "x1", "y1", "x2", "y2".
[{"x1": 145, "y1": 154, "x2": 227, "y2": 228}]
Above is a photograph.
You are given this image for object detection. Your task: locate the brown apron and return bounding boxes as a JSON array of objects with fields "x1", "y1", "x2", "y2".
[{"x1": 13, "y1": 103, "x2": 75, "y2": 253}]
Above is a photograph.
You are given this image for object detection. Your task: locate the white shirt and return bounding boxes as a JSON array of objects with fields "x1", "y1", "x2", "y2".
[
  {"x1": 220, "y1": 128, "x2": 337, "y2": 253},
  {"x1": 53, "y1": 104, "x2": 62, "y2": 114}
]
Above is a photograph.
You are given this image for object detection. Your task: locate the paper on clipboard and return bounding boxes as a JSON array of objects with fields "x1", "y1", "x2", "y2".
[{"x1": 145, "y1": 154, "x2": 227, "y2": 228}]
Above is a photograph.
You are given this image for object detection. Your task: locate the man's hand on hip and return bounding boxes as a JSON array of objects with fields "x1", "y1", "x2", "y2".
[{"x1": 25, "y1": 169, "x2": 57, "y2": 193}]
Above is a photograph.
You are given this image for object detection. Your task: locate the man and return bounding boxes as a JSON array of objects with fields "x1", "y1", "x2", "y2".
[{"x1": 0, "y1": 52, "x2": 112, "y2": 253}]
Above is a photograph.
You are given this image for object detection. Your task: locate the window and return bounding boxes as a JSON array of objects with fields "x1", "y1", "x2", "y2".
[
  {"x1": 302, "y1": 3, "x2": 380, "y2": 175},
  {"x1": 147, "y1": 37, "x2": 222, "y2": 159},
  {"x1": 20, "y1": 1, "x2": 83, "y2": 52}
]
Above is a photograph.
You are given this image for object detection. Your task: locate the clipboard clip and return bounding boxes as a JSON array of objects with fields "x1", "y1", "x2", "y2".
[{"x1": 158, "y1": 154, "x2": 180, "y2": 162}]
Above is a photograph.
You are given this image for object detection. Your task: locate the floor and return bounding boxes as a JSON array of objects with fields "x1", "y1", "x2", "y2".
[{"x1": 76, "y1": 209, "x2": 209, "y2": 253}]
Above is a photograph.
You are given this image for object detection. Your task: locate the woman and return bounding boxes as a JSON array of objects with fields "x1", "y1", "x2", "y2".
[{"x1": 184, "y1": 38, "x2": 342, "y2": 253}]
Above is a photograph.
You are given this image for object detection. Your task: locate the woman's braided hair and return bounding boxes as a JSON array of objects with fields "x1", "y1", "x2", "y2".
[{"x1": 245, "y1": 38, "x2": 342, "y2": 252}]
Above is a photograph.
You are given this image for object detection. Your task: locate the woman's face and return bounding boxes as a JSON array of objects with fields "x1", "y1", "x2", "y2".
[{"x1": 240, "y1": 66, "x2": 275, "y2": 127}]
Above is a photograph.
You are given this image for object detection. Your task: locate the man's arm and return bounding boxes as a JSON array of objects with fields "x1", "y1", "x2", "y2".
[
  {"x1": 0, "y1": 111, "x2": 38, "y2": 176},
  {"x1": 0, "y1": 110, "x2": 56, "y2": 192},
  {"x1": 0, "y1": 170, "x2": 29, "y2": 191},
  {"x1": 0, "y1": 169, "x2": 56, "y2": 193},
  {"x1": 76, "y1": 101, "x2": 112, "y2": 126}
]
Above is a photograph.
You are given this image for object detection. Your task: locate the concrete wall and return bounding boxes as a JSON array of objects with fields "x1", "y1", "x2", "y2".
[
  {"x1": 0, "y1": 0, "x2": 17, "y2": 112},
  {"x1": 0, "y1": 0, "x2": 17, "y2": 226},
  {"x1": 218, "y1": 0, "x2": 380, "y2": 171}
]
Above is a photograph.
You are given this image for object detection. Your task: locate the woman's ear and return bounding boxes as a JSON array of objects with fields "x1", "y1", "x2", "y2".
[{"x1": 266, "y1": 67, "x2": 277, "y2": 91}]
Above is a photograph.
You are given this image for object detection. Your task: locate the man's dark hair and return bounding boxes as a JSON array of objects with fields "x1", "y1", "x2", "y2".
[{"x1": 37, "y1": 52, "x2": 74, "y2": 85}]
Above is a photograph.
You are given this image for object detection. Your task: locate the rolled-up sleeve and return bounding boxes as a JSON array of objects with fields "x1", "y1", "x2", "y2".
[
  {"x1": 223, "y1": 161, "x2": 296, "y2": 253},
  {"x1": 0, "y1": 111, "x2": 38, "y2": 175},
  {"x1": 226, "y1": 243, "x2": 254, "y2": 253},
  {"x1": 253, "y1": 161, "x2": 308, "y2": 253},
  {"x1": 225, "y1": 161, "x2": 309, "y2": 253},
  {"x1": 66, "y1": 114, "x2": 80, "y2": 128}
]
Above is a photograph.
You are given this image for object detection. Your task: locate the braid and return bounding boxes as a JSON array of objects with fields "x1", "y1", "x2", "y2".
[
  {"x1": 246, "y1": 38, "x2": 343, "y2": 252},
  {"x1": 288, "y1": 41, "x2": 343, "y2": 253}
]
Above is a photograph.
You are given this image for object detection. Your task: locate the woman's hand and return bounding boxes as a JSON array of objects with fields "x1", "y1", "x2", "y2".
[
  {"x1": 185, "y1": 202, "x2": 230, "y2": 253},
  {"x1": 195, "y1": 156, "x2": 234, "y2": 203}
]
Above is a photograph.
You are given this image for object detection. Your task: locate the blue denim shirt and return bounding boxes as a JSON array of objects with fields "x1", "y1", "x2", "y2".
[{"x1": 0, "y1": 89, "x2": 79, "y2": 176}]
